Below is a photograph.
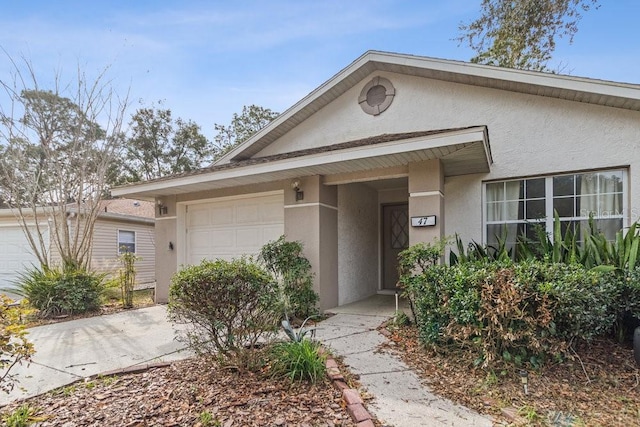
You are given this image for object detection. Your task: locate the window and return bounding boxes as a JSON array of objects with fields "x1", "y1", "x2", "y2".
[
  {"x1": 484, "y1": 169, "x2": 626, "y2": 251},
  {"x1": 118, "y1": 230, "x2": 136, "y2": 254}
]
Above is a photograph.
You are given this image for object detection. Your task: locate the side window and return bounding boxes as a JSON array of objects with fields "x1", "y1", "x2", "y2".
[{"x1": 118, "y1": 230, "x2": 136, "y2": 254}]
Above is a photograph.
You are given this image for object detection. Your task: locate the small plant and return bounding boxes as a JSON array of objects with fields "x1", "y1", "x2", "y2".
[
  {"x1": 281, "y1": 316, "x2": 316, "y2": 343},
  {"x1": 118, "y1": 251, "x2": 140, "y2": 308},
  {"x1": 391, "y1": 311, "x2": 411, "y2": 327},
  {"x1": 270, "y1": 339, "x2": 326, "y2": 383},
  {"x1": 14, "y1": 265, "x2": 106, "y2": 317},
  {"x1": 0, "y1": 296, "x2": 34, "y2": 394},
  {"x1": 168, "y1": 258, "x2": 281, "y2": 370},
  {"x1": 198, "y1": 410, "x2": 219, "y2": 427},
  {"x1": 2, "y1": 404, "x2": 43, "y2": 427}
]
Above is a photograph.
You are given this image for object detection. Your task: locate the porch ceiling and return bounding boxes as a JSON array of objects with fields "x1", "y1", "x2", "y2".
[{"x1": 111, "y1": 126, "x2": 491, "y2": 200}]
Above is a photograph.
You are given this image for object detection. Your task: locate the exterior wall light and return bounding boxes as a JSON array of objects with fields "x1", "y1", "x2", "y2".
[
  {"x1": 519, "y1": 370, "x2": 529, "y2": 395},
  {"x1": 157, "y1": 198, "x2": 168, "y2": 216},
  {"x1": 291, "y1": 180, "x2": 304, "y2": 201}
]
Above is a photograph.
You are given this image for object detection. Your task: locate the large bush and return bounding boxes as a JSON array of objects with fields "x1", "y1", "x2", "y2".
[
  {"x1": 259, "y1": 236, "x2": 318, "y2": 319},
  {"x1": 400, "y1": 240, "x2": 627, "y2": 368},
  {"x1": 168, "y1": 258, "x2": 281, "y2": 369},
  {"x1": 15, "y1": 266, "x2": 106, "y2": 317}
]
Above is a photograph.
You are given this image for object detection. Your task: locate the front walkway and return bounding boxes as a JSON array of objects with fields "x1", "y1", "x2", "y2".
[{"x1": 320, "y1": 294, "x2": 492, "y2": 426}]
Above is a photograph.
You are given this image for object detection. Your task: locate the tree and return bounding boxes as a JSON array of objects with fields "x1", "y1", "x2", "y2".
[
  {"x1": 0, "y1": 56, "x2": 128, "y2": 270},
  {"x1": 213, "y1": 104, "x2": 279, "y2": 158},
  {"x1": 458, "y1": 0, "x2": 598, "y2": 71},
  {"x1": 116, "y1": 101, "x2": 214, "y2": 183}
]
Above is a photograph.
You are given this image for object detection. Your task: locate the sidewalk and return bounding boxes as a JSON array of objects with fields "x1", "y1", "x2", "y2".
[
  {"x1": 320, "y1": 297, "x2": 493, "y2": 426},
  {"x1": 1, "y1": 305, "x2": 190, "y2": 406}
]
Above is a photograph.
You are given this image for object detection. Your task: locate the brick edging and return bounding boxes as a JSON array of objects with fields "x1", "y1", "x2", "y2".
[{"x1": 320, "y1": 347, "x2": 376, "y2": 427}]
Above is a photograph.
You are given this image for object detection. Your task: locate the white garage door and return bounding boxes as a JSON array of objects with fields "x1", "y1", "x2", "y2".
[
  {"x1": 186, "y1": 192, "x2": 284, "y2": 264},
  {"x1": 0, "y1": 226, "x2": 45, "y2": 290}
]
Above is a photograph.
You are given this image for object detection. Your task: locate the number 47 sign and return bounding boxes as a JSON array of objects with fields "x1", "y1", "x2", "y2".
[{"x1": 411, "y1": 215, "x2": 436, "y2": 227}]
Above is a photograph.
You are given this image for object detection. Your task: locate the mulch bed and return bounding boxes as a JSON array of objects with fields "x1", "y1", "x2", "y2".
[
  {"x1": 381, "y1": 323, "x2": 640, "y2": 426},
  {"x1": 1, "y1": 357, "x2": 359, "y2": 426}
]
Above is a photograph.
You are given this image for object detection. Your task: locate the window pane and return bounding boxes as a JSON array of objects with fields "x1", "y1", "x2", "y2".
[
  {"x1": 599, "y1": 194, "x2": 622, "y2": 216},
  {"x1": 487, "y1": 201, "x2": 503, "y2": 221},
  {"x1": 595, "y1": 219, "x2": 623, "y2": 240},
  {"x1": 118, "y1": 230, "x2": 136, "y2": 254},
  {"x1": 486, "y1": 182, "x2": 504, "y2": 202},
  {"x1": 598, "y1": 171, "x2": 623, "y2": 193},
  {"x1": 526, "y1": 199, "x2": 546, "y2": 219},
  {"x1": 553, "y1": 197, "x2": 574, "y2": 218},
  {"x1": 526, "y1": 178, "x2": 545, "y2": 199},
  {"x1": 553, "y1": 175, "x2": 574, "y2": 197},
  {"x1": 505, "y1": 181, "x2": 523, "y2": 201},
  {"x1": 578, "y1": 173, "x2": 598, "y2": 195},
  {"x1": 577, "y1": 195, "x2": 598, "y2": 217},
  {"x1": 504, "y1": 201, "x2": 522, "y2": 221}
]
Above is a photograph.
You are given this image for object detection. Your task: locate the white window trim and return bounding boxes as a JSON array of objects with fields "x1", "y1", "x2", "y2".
[
  {"x1": 482, "y1": 169, "x2": 629, "y2": 244},
  {"x1": 117, "y1": 229, "x2": 137, "y2": 255}
]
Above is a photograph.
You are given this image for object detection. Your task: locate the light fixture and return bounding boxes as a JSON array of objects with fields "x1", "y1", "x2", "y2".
[
  {"x1": 519, "y1": 370, "x2": 529, "y2": 395},
  {"x1": 291, "y1": 179, "x2": 304, "y2": 201}
]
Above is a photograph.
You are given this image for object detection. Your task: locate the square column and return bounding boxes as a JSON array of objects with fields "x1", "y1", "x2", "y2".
[
  {"x1": 284, "y1": 176, "x2": 338, "y2": 311},
  {"x1": 408, "y1": 160, "x2": 445, "y2": 245}
]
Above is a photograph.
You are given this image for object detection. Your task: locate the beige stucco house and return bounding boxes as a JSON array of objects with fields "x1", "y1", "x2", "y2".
[
  {"x1": 0, "y1": 199, "x2": 155, "y2": 290},
  {"x1": 112, "y1": 51, "x2": 640, "y2": 310}
]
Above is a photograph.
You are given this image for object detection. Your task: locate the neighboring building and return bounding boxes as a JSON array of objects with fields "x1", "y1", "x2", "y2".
[
  {"x1": 112, "y1": 51, "x2": 640, "y2": 310},
  {"x1": 0, "y1": 199, "x2": 155, "y2": 290}
]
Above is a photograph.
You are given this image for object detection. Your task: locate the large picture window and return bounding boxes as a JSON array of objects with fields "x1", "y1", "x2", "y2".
[
  {"x1": 118, "y1": 230, "x2": 136, "y2": 254},
  {"x1": 484, "y1": 169, "x2": 626, "y2": 250}
]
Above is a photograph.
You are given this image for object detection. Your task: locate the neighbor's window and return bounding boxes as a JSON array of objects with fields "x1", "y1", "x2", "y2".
[
  {"x1": 485, "y1": 169, "x2": 626, "y2": 251},
  {"x1": 118, "y1": 230, "x2": 136, "y2": 254}
]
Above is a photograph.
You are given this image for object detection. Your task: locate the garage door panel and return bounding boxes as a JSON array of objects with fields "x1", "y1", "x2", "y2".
[
  {"x1": 0, "y1": 226, "x2": 46, "y2": 289},
  {"x1": 187, "y1": 206, "x2": 211, "y2": 227},
  {"x1": 186, "y1": 193, "x2": 284, "y2": 265}
]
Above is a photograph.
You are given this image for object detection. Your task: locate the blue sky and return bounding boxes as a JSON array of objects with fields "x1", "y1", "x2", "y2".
[{"x1": 1, "y1": 1, "x2": 638, "y2": 140}]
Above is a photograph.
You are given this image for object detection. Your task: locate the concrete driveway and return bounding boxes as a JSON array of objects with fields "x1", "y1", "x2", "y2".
[{"x1": 1, "y1": 305, "x2": 190, "y2": 406}]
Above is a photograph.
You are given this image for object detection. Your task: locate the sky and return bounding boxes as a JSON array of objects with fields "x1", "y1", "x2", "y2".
[{"x1": 1, "y1": 0, "x2": 639, "y2": 140}]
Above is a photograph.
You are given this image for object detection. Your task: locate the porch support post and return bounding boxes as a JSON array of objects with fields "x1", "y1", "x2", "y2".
[
  {"x1": 284, "y1": 175, "x2": 338, "y2": 311},
  {"x1": 408, "y1": 160, "x2": 445, "y2": 245},
  {"x1": 154, "y1": 195, "x2": 178, "y2": 303}
]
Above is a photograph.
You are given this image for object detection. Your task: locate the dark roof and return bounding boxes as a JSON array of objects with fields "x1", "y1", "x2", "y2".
[{"x1": 113, "y1": 127, "x2": 475, "y2": 190}]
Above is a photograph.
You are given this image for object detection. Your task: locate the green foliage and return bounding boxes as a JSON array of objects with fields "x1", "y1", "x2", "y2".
[
  {"x1": 0, "y1": 296, "x2": 34, "y2": 394},
  {"x1": 1, "y1": 404, "x2": 43, "y2": 427},
  {"x1": 118, "y1": 252, "x2": 140, "y2": 308},
  {"x1": 404, "y1": 256, "x2": 626, "y2": 368},
  {"x1": 259, "y1": 236, "x2": 318, "y2": 319},
  {"x1": 457, "y1": 0, "x2": 598, "y2": 71},
  {"x1": 449, "y1": 232, "x2": 512, "y2": 265},
  {"x1": 116, "y1": 100, "x2": 215, "y2": 184},
  {"x1": 270, "y1": 339, "x2": 326, "y2": 383},
  {"x1": 281, "y1": 317, "x2": 316, "y2": 343},
  {"x1": 168, "y1": 258, "x2": 281, "y2": 370},
  {"x1": 14, "y1": 265, "x2": 106, "y2": 318},
  {"x1": 198, "y1": 411, "x2": 219, "y2": 427},
  {"x1": 213, "y1": 105, "x2": 279, "y2": 158}
]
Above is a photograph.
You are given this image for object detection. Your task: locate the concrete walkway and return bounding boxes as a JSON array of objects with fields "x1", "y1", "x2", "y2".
[
  {"x1": 321, "y1": 295, "x2": 493, "y2": 427},
  {"x1": 0, "y1": 305, "x2": 190, "y2": 406},
  {"x1": 2, "y1": 297, "x2": 493, "y2": 426}
]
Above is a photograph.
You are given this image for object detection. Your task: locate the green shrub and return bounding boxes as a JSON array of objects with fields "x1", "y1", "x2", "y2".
[
  {"x1": 0, "y1": 296, "x2": 34, "y2": 394},
  {"x1": 259, "y1": 236, "x2": 318, "y2": 319},
  {"x1": 15, "y1": 266, "x2": 106, "y2": 317},
  {"x1": 1, "y1": 404, "x2": 43, "y2": 427},
  {"x1": 168, "y1": 258, "x2": 281, "y2": 370},
  {"x1": 270, "y1": 339, "x2": 326, "y2": 383}
]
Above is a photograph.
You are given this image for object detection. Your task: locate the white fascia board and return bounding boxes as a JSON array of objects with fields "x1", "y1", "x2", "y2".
[{"x1": 112, "y1": 127, "x2": 487, "y2": 197}]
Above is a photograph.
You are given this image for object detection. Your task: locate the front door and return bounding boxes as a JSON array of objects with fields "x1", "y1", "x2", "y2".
[{"x1": 382, "y1": 203, "x2": 409, "y2": 290}]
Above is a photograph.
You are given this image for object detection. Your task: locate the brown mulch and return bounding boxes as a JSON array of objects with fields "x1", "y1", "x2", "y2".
[
  {"x1": 381, "y1": 323, "x2": 640, "y2": 427},
  {"x1": 1, "y1": 357, "x2": 358, "y2": 426}
]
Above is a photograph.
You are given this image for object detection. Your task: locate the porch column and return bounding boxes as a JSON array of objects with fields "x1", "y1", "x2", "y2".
[
  {"x1": 408, "y1": 160, "x2": 444, "y2": 245},
  {"x1": 154, "y1": 195, "x2": 178, "y2": 303},
  {"x1": 284, "y1": 175, "x2": 338, "y2": 311}
]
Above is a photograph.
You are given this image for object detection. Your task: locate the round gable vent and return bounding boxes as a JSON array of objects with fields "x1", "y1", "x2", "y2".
[{"x1": 358, "y1": 76, "x2": 395, "y2": 116}]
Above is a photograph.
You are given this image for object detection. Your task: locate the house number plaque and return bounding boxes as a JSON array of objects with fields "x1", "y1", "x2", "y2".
[{"x1": 411, "y1": 215, "x2": 436, "y2": 227}]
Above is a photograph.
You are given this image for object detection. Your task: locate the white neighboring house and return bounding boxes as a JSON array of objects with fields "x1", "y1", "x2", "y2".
[{"x1": 0, "y1": 199, "x2": 155, "y2": 291}]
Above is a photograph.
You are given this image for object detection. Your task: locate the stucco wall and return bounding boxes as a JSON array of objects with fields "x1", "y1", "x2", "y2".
[
  {"x1": 337, "y1": 183, "x2": 378, "y2": 305},
  {"x1": 256, "y1": 71, "x2": 640, "y2": 245}
]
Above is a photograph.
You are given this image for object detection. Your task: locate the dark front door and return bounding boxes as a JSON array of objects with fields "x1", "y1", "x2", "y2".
[{"x1": 382, "y1": 203, "x2": 409, "y2": 290}]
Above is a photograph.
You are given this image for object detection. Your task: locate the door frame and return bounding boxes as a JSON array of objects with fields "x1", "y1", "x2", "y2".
[{"x1": 379, "y1": 202, "x2": 409, "y2": 292}]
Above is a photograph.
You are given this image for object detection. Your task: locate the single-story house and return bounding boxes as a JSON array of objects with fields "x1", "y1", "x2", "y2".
[
  {"x1": 0, "y1": 199, "x2": 155, "y2": 290},
  {"x1": 112, "y1": 51, "x2": 640, "y2": 310}
]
